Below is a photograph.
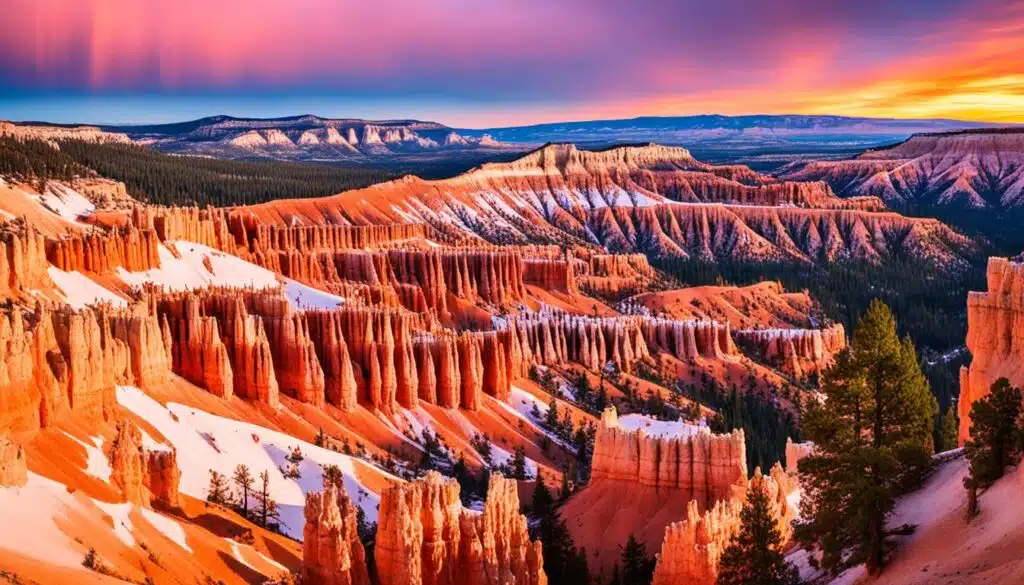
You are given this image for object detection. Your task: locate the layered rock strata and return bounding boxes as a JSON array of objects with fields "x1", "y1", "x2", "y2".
[
  {"x1": 375, "y1": 471, "x2": 546, "y2": 585},
  {"x1": 522, "y1": 259, "x2": 577, "y2": 293}
]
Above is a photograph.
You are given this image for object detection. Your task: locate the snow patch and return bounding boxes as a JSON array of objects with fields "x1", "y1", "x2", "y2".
[
  {"x1": 285, "y1": 279, "x2": 345, "y2": 311},
  {"x1": 616, "y1": 414, "x2": 702, "y2": 439},
  {"x1": 64, "y1": 432, "x2": 111, "y2": 481},
  {"x1": 48, "y1": 267, "x2": 128, "y2": 308},
  {"x1": 140, "y1": 508, "x2": 192, "y2": 552},
  {"x1": 118, "y1": 241, "x2": 280, "y2": 292}
]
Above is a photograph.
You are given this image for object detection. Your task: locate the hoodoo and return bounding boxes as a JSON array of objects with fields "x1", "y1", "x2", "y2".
[
  {"x1": 958, "y1": 257, "x2": 1024, "y2": 442},
  {"x1": 0, "y1": 435, "x2": 27, "y2": 487},
  {"x1": 302, "y1": 482, "x2": 371, "y2": 585},
  {"x1": 375, "y1": 472, "x2": 546, "y2": 585}
]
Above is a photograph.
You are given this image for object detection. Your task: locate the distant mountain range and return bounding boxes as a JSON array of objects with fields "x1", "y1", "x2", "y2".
[{"x1": 7, "y1": 114, "x2": 1011, "y2": 170}]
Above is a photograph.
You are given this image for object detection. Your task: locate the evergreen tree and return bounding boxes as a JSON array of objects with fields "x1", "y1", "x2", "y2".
[
  {"x1": 963, "y1": 378, "x2": 1023, "y2": 516},
  {"x1": 716, "y1": 482, "x2": 799, "y2": 585},
  {"x1": 510, "y1": 446, "x2": 529, "y2": 480},
  {"x1": 936, "y1": 407, "x2": 959, "y2": 453},
  {"x1": 322, "y1": 464, "x2": 344, "y2": 489},
  {"x1": 619, "y1": 535, "x2": 654, "y2": 585},
  {"x1": 206, "y1": 470, "x2": 230, "y2": 506},
  {"x1": 253, "y1": 471, "x2": 280, "y2": 529},
  {"x1": 797, "y1": 300, "x2": 938, "y2": 575},
  {"x1": 232, "y1": 465, "x2": 254, "y2": 518},
  {"x1": 530, "y1": 478, "x2": 591, "y2": 585}
]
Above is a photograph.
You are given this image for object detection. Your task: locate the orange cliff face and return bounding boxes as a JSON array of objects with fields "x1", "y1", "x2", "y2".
[
  {"x1": 229, "y1": 143, "x2": 972, "y2": 269},
  {"x1": 734, "y1": 324, "x2": 846, "y2": 379},
  {"x1": 959, "y1": 257, "x2": 1024, "y2": 443},
  {"x1": 47, "y1": 227, "x2": 161, "y2": 273},
  {"x1": 561, "y1": 407, "x2": 748, "y2": 575},
  {"x1": 374, "y1": 471, "x2": 545, "y2": 585}
]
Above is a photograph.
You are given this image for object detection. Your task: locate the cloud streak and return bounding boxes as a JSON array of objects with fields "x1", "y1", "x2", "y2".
[{"x1": 1, "y1": 0, "x2": 1021, "y2": 125}]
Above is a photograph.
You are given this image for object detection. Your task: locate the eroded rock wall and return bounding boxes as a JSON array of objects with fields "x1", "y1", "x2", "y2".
[
  {"x1": 590, "y1": 407, "x2": 747, "y2": 506},
  {"x1": 302, "y1": 482, "x2": 371, "y2": 585},
  {"x1": 375, "y1": 472, "x2": 545, "y2": 585},
  {"x1": 959, "y1": 258, "x2": 1024, "y2": 442},
  {"x1": 734, "y1": 324, "x2": 846, "y2": 378},
  {"x1": 47, "y1": 227, "x2": 161, "y2": 273}
]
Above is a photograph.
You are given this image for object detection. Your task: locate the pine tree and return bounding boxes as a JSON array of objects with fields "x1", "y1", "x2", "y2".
[
  {"x1": 619, "y1": 535, "x2": 654, "y2": 585},
  {"x1": 232, "y1": 464, "x2": 254, "y2": 518},
  {"x1": 963, "y1": 378, "x2": 1023, "y2": 516},
  {"x1": 510, "y1": 446, "x2": 529, "y2": 480},
  {"x1": 207, "y1": 470, "x2": 230, "y2": 506},
  {"x1": 936, "y1": 407, "x2": 959, "y2": 453},
  {"x1": 253, "y1": 471, "x2": 277, "y2": 529},
  {"x1": 797, "y1": 300, "x2": 938, "y2": 575},
  {"x1": 716, "y1": 482, "x2": 799, "y2": 585},
  {"x1": 322, "y1": 464, "x2": 344, "y2": 490}
]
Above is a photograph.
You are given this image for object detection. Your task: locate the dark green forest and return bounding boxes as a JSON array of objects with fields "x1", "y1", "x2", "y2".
[{"x1": 0, "y1": 137, "x2": 393, "y2": 206}]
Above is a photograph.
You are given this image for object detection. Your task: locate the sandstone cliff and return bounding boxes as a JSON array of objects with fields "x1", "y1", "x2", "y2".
[
  {"x1": 0, "y1": 225, "x2": 52, "y2": 299},
  {"x1": 144, "y1": 449, "x2": 181, "y2": 508},
  {"x1": 302, "y1": 481, "x2": 370, "y2": 585},
  {"x1": 590, "y1": 407, "x2": 747, "y2": 505},
  {"x1": 785, "y1": 438, "x2": 814, "y2": 476},
  {"x1": 109, "y1": 420, "x2": 147, "y2": 505},
  {"x1": 47, "y1": 227, "x2": 161, "y2": 273},
  {"x1": 733, "y1": 324, "x2": 846, "y2": 378},
  {"x1": 959, "y1": 257, "x2": 1024, "y2": 442},
  {"x1": 375, "y1": 471, "x2": 545, "y2": 585}
]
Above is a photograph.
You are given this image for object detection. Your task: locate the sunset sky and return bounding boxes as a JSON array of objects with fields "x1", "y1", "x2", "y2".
[{"x1": 1, "y1": 0, "x2": 1022, "y2": 128}]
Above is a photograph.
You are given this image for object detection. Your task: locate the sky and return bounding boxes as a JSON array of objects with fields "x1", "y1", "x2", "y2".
[{"x1": 1, "y1": 0, "x2": 1022, "y2": 128}]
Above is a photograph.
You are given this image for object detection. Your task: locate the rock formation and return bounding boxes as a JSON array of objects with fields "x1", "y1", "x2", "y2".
[
  {"x1": 785, "y1": 438, "x2": 814, "y2": 476},
  {"x1": 0, "y1": 225, "x2": 52, "y2": 298},
  {"x1": 144, "y1": 449, "x2": 181, "y2": 508},
  {"x1": 590, "y1": 407, "x2": 747, "y2": 506},
  {"x1": 959, "y1": 257, "x2": 1024, "y2": 442},
  {"x1": 47, "y1": 227, "x2": 161, "y2": 273},
  {"x1": 109, "y1": 420, "x2": 147, "y2": 505},
  {"x1": 0, "y1": 435, "x2": 27, "y2": 487},
  {"x1": 650, "y1": 469, "x2": 794, "y2": 585},
  {"x1": 733, "y1": 324, "x2": 846, "y2": 378},
  {"x1": 779, "y1": 129, "x2": 1024, "y2": 208},
  {"x1": 302, "y1": 481, "x2": 370, "y2": 585},
  {"x1": 375, "y1": 471, "x2": 545, "y2": 585},
  {"x1": 523, "y1": 259, "x2": 577, "y2": 293}
]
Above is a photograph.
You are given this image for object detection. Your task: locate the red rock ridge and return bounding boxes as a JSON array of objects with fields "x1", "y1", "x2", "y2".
[
  {"x1": 302, "y1": 481, "x2": 371, "y2": 585},
  {"x1": 46, "y1": 227, "x2": 161, "y2": 273},
  {"x1": 375, "y1": 471, "x2": 546, "y2": 585},
  {"x1": 144, "y1": 449, "x2": 181, "y2": 508},
  {"x1": 733, "y1": 324, "x2": 846, "y2": 378},
  {"x1": 108, "y1": 419, "x2": 182, "y2": 507},
  {"x1": 590, "y1": 407, "x2": 747, "y2": 506},
  {"x1": 958, "y1": 257, "x2": 1024, "y2": 442},
  {"x1": 522, "y1": 258, "x2": 577, "y2": 293}
]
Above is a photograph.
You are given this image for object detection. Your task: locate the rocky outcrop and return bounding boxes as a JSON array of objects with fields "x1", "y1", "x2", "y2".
[
  {"x1": 501, "y1": 314, "x2": 650, "y2": 372},
  {"x1": 0, "y1": 226, "x2": 52, "y2": 299},
  {"x1": 585, "y1": 254, "x2": 654, "y2": 279},
  {"x1": 302, "y1": 481, "x2": 370, "y2": 585},
  {"x1": 0, "y1": 121, "x2": 132, "y2": 145},
  {"x1": 650, "y1": 469, "x2": 794, "y2": 585},
  {"x1": 522, "y1": 259, "x2": 577, "y2": 293},
  {"x1": 144, "y1": 449, "x2": 181, "y2": 508},
  {"x1": 375, "y1": 471, "x2": 545, "y2": 585},
  {"x1": 640, "y1": 317, "x2": 736, "y2": 360},
  {"x1": 46, "y1": 227, "x2": 161, "y2": 273},
  {"x1": 779, "y1": 129, "x2": 1024, "y2": 209},
  {"x1": 0, "y1": 435, "x2": 27, "y2": 487},
  {"x1": 0, "y1": 303, "x2": 171, "y2": 432},
  {"x1": 590, "y1": 407, "x2": 747, "y2": 506},
  {"x1": 785, "y1": 438, "x2": 814, "y2": 476},
  {"x1": 134, "y1": 206, "x2": 237, "y2": 252},
  {"x1": 734, "y1": 324, "x2": 846, "y2": 378},
  {"x1": 959, "y1": 257, "x2": 1024, "y2": 442},
  {"x1": 239, "y1": 223, "x2": 429, "y2": 254},
  {"x1": 109, "y1": 420, "x2": 147, "y2": 505}
]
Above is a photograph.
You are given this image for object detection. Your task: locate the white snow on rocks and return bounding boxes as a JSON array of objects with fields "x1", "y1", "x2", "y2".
[
  {"x1": 284, "y1": 278, "x2": 345, "y2": 311},
  {"x1": 616, "y1": 414, "x2": 702, "y2": 439},
  {"x1": 116, "y1": 385, "x2": 387, "y2": 540},
  {"x1": 118, "y1": 241, "x2": 280, "y2": 292},
  {"x1": 47, "y1": 266, "x2": 128, "y2": 308},
  {"x1": 63, "y1": 432, "x2": 111, "y2": 481}
]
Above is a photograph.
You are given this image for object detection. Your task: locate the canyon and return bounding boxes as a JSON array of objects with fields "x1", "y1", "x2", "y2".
[{"x1": 0, "y1": 132, "x2": 993, "y2": 585}]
